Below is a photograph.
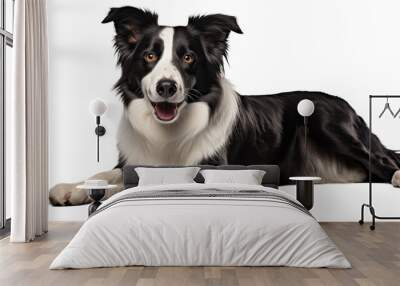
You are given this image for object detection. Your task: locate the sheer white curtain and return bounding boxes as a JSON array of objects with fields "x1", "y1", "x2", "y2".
[{"x1": 9, "y1": 0, "x2": 48, "y2": 242}]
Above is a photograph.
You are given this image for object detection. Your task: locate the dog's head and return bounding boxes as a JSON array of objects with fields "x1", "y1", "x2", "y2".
[{"x1": 102, "y1": 6, "x2": 242, "y2": 124}]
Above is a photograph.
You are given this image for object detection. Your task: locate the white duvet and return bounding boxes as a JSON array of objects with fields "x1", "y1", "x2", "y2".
[{"x1": 50, "y1": 183, "x2": 350, "y2": 269}]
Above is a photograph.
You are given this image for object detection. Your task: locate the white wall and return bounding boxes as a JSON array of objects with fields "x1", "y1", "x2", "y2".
[{"x1": 48, "y1": 0, "x2": 400, "y2": 187}]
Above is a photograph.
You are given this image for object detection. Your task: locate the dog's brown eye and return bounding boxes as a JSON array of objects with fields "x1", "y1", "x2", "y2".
[
  {"x1": 144, "y1": 52, "x2": 158, "y2": 63},
  {"x1": 183, "y1": 54, "x2": 194, "y2": 64}
]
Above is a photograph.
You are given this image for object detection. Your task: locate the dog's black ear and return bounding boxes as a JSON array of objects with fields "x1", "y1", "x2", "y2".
[
  {"x1": 188, "y1": 14, "x2": 243, "y2": 64},
  {"x1": 102, "y1": 6, "x2": 158, "y2": 45}
]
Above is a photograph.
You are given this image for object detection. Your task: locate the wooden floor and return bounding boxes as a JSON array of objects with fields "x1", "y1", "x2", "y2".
[{"x1": 1, "y1": 222, "x2": 400, "y2": 286}]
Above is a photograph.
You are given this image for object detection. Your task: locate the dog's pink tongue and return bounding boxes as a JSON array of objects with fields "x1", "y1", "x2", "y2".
[{"x1": 154, "y1": 103, "x2": 177, "y2": 121}]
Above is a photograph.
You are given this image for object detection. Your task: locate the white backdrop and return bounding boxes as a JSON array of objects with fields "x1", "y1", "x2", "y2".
[{"x1": 48, "y1": 0, "x2": 400, "y2": 187}]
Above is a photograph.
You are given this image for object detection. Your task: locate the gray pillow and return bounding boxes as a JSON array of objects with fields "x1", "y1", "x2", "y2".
[{"x1": 135, "y1": 167, "x2": 201, "y2": 186}]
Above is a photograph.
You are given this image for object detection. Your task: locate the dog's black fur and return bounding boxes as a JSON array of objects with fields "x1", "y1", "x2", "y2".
[
  {"x1": 229, "y1": 92, "x2": 400, "y2": 184},
  {"x1": 102, "y1": 6, "x2": 400, "y2": 185}
]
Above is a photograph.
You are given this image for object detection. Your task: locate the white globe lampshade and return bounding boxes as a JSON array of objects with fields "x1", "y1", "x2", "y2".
[
  {"x1": 297, "y1": 99, "x2": 315, "y2": 117},
  {"x1": 89, "y1": 98, "x2": 107, "y2": 116}
]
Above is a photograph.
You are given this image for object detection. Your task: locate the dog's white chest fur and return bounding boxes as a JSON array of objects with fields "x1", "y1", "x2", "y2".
[{"x1": 117, "y1": 78, "x2": 239, "y2": 165}]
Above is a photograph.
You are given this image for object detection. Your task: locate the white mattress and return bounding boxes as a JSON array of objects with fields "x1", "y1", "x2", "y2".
[{"x1": 50, "y1": 183, "x2": 350, "y2": 269}]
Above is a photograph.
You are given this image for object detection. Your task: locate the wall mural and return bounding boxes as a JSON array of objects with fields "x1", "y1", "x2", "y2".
[{"x1": 49, "y1": 6, "x2": 400, "y2": 206}]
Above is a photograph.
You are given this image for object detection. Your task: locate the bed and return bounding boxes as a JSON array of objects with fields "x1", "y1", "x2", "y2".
[{"x1": 50, "y1": 165, "x2": 350, "y2": 269}]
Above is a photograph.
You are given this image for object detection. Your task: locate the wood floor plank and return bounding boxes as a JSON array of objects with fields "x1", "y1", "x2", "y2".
[{"x1": 1, "y1": 222, "x2": 400, "y2": 286}]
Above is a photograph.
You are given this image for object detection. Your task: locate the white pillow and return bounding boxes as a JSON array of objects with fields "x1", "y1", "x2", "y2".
[
  {"x1": 135, "y1": 167, "x2": 201, "y2": 186},
  {"x1": 200, "y1": 169, "x2": 266, "y2": 185}
]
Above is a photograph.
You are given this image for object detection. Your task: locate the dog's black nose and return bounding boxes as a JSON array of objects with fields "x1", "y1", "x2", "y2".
[{"x1": 156, "y1": 80, "x2": 177, "y2": 98}]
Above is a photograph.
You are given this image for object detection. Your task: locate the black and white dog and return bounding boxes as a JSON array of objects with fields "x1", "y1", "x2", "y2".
[{"x1": 50, "y1": 6, "x2": 400, "y2": 206}]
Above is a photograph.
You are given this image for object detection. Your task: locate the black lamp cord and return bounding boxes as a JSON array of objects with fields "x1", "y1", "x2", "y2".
[
  {"x1": 96, "y1": 116, "x2": 100, "y2": 162},
  {"x1": 304, "y1": 116, "x2": 308, "y2": 163}
]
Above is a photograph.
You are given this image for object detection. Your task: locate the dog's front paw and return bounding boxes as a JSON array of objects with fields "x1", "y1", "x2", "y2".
[
  {"x1": 49, "y1": 183, "x2": 74, "y2": 206},
  {"x1": 49, "y1": 183, "x2": 90, "y2": 206},
  {"x1": 391, "y1": 170, "x2": 400, "y2": 188}
]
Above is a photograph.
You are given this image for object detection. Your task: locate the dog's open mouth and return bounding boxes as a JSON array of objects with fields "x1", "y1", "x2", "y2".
[{"x1": 151, "y1": 101, "x2": 184, "y2": 122}]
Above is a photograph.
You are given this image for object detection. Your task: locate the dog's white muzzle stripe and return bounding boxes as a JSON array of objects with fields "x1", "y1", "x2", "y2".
[{"x1": 141, "y1": 27, "x2": 185, "y2": 104}]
